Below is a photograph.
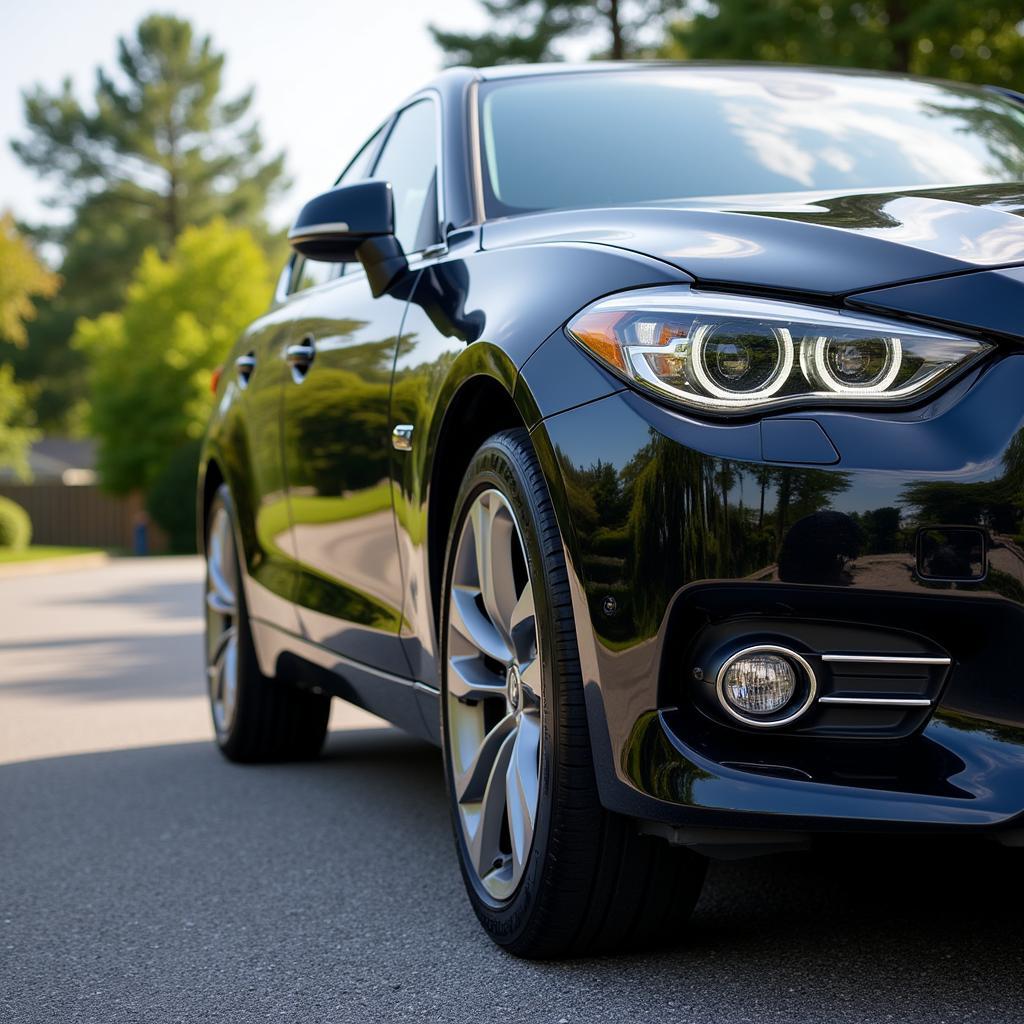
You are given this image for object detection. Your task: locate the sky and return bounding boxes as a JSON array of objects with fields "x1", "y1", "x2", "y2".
[{"x1": 0, "y1": 0, "x2": 494, "y2": 230}]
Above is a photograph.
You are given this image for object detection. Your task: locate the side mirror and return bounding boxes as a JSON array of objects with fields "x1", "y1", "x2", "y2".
[{"x1": 288, "y1": 180, "x2": 408, "y2": 297}]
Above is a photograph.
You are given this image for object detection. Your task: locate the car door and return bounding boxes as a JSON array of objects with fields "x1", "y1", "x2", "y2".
[
  {"x1": 222, "y1": 278, "x2": 306, "y2": 632},
  {"x1": 281, "y1": 97, "x2": 441, "y2": 680}
]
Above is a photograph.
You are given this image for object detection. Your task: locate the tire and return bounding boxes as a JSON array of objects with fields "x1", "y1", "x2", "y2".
[
  {"x1": 439, "y1": 429, "x2": 706, "y2": 958},
  {"x1": 205, "y1": 484, "x2": 330, "y2": 763}
]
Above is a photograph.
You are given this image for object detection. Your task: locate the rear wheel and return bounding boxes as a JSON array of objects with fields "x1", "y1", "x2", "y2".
[
  {"x1": 205, "y1": 484, "x2": 330, "y2": 762},
  {"x1": 440, "y1": 430, "x2": 706, "y2": 958}
]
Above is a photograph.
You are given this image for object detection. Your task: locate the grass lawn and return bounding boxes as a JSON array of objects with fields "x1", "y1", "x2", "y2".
[{"x1": 0, "y1": 545, "x2": 105, "y2": 565}]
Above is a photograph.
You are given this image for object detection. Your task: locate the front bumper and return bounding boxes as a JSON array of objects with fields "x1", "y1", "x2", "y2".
[{"x1": 532, "y1": 342, "x2": 1024, "y2": 836}]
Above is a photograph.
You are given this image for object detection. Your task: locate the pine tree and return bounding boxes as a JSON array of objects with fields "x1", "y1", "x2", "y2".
[
  {"x1": 9, "y1": 14, "x2": 288, "y2": 429},
  {"x1": 666, "y1": 1, "x2": 1024, "y2": 83},
  {"x1": 431, "y1": 0, "x2": 675, "y2": 66}
]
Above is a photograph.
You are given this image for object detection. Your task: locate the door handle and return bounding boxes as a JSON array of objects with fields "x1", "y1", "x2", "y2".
[
  {"x1": 391, "y1": 424, "x2": 415, "y2": 451},
  {"x1": 235, "y1": 353, "x2": 256, "y2": 387},
  {"x1": 285, "y1": 336, "x2": 316, "y2": 379}
]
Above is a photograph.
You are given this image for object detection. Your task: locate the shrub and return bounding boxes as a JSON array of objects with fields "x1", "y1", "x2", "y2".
[
  {"x1": 147, "y1": 440, "x2": 201, "y2": 554},
  {"x1": 0, "y1": 496, "x2": 32, "y2": 550}
]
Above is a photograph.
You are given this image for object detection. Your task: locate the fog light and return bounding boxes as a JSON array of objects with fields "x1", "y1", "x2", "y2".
[
  {"x1": 722, "y1": 654, "x2": 796, "y2": 715},
  {"x1": 714, "y1": 644, "x2": 817, "y2": 728}
]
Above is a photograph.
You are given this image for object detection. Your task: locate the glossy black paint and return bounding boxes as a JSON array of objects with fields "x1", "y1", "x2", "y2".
[
  {"x1": 200, "y1": 63, "x2": 1024, "y2": 839},
  {"x1": 288, "y1": 180, "x2": 395, "y2": 260},
  {"x1": 850, "y1": 265, "x2": 1024, "y2": 341},
  {"x1": 389, "y1": 234, "x2": 685, "y2": 691},
  {"x1": 526, "y1": 333, "x2": 1024, "y2": 829},
  {"x1": 482, "y1": 183, "x2": 1024, "y2": 298},
  {"x1": 279, "y1": 263, "x2": 410, "y2": 676}
]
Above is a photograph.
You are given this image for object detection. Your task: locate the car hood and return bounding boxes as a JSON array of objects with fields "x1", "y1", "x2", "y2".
[{"x1": 481, "y1": 182, "x2": 1024, "y2": 299}]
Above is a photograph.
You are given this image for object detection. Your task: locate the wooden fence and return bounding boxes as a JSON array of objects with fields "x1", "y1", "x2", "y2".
[{"x1": 0, "y1": 483, "x2": 144, "y2": 549}]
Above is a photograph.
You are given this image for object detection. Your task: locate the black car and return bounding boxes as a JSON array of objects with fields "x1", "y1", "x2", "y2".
[{"x1": 200, "y1": 62, "x2": 1024, "y2": 958}]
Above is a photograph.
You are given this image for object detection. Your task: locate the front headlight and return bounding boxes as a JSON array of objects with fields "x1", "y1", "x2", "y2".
[{"x1": 566, "y1": 287, "x2": 992, "y2": 413}]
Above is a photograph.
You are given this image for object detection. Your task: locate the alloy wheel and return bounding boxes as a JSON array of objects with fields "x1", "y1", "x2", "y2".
[
  {"x1": 205, "y1": 505, "x2": 240, "y2": 736},
  {"x1": 446, "y1": 488, "x2": 542, "y2": 902}
]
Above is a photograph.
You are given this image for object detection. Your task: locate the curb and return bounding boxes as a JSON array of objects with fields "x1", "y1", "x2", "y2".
[{"x1": 0, "y1": 552, "x2": 113, "y2": 579}]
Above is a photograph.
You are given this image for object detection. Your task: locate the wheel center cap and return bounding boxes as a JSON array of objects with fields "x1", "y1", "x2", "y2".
[{"x1": 506, "y1": 664, "x2": 521, "y2": 710}]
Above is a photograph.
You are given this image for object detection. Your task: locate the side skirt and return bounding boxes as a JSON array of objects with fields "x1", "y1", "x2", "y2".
[{"x1": 250, "y1": 617, "x2": 441, "y2": 744}]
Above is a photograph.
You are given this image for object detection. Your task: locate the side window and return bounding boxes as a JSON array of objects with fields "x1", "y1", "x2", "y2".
[
  {"x1": 290, "y1": 256, "x2": 337, "y2": 293},
  {"x1": 371, "y1": 99, "x2": 439, "y2": 254},
  {"x1": 287, "y1": 124, "x2": 387, "y2": 296},
  {"x1": 275, "y1": 257, "x2": 294, "y2": 304},
  {"x1": 337, "y1": 124, "x2": 385, "y2": 186}
]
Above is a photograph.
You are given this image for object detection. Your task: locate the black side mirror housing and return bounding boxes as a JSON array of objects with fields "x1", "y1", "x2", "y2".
[{"x1": 288, "y1": 180, "x2": 408, "y2": 297}]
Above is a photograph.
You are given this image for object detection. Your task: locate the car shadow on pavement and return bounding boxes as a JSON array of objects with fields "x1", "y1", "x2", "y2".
[
  {"x1": 20, "y1": 565, "x2": 204, "y2": 623},
  {"x1": 0, "y1": 558, "x2": 205, "y2": 703},
  {"x1": 0, "y1": 629, "x2": 205, "y2": 702},
  {"x1": 2, "y1": 727, "x2": 1022, "y2": 1023}
]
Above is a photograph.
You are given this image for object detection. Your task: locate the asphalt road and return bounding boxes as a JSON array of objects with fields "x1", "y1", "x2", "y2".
[{"x1": 2, "y1": 557, "x2": 1023, "y2": 1024}]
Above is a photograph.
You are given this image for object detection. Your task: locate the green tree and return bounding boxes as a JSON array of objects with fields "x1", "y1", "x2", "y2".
[
  {"x1": 0, "y1": 366, "x2": 39, "y2": 481},
  {"x1": 0, "y1": 213, "x2": 58, "y2": 477},
  {"x1": 72, "y1": 218, "x2": 273, "y2": 496},
  {"x1": 10, "y1": 14, "x2": 288, "y2": 429},
  {"x1": 666, "y1": 1, "x2": 1024, "y2": 82},
  {"x1": 431, "y1": 0, "x2": 673, "y2": 65},
  {"x1": 0, "y1": 212, "x2": 59, "y2": 348}
]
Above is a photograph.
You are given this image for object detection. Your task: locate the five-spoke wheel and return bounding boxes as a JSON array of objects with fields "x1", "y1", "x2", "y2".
[
  {"x1": 441, "y1": 431, "x2": 706, "y2": 958},
  {"x1": 204, "y1": 483, "x2": 330, "y2": 762},
  {"x1": 205, "y1": 503, "x2": 240, "y2": 738},
  {"x1": 447, "y1": 488, "x2": 542, "y2": 901}
]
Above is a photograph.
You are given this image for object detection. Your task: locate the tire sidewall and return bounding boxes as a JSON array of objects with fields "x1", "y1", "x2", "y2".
[
  {"x1": 439, "y1": 433, "x2": 567, "y2": 944},
  {"x1": 206, "y1": 483, "x2": 258, "y2": 752}
]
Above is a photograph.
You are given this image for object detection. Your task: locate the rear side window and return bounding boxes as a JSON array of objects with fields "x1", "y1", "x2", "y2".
[{"x1": 371, "y1": 99, "x2": 439, "y2": 254}]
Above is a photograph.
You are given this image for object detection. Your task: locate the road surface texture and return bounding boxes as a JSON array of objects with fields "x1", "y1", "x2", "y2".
[{"x1": 2, "y1": 557, "x2": 1022, "y2": 1023}]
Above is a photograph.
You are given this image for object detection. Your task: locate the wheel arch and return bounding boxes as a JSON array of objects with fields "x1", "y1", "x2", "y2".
[
  {"x1": 197, "y1": 453, "x2": 225, "y2": 558},
  {"x1": 421, "y1": 331, "x2": 600, "y2": 647},
  {"x1": 426, "y1": 370, "x2": 528, "y2": 638}
]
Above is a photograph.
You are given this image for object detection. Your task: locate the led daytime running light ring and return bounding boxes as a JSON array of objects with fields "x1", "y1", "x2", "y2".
[
  {"x1": 565, "y1": 286, "x2": 991, "y2": 414},
  {"x1": 689, "y1": 323, "x2": 794, "y2": 401},
  {"x1": 810, "y1": 335, "x2": 903, "y2": 394}
]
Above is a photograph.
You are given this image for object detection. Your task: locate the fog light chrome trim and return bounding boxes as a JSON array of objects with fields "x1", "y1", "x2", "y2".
[
  {"x1": 819, "y1": 696, "x2": 932, "y2": 707},
  {"x1": 821, "y1": 654, "x2": 951, "y2": 666},
  {"x1": 715, "y1": 645, "x2": 817, "y2": 728}
]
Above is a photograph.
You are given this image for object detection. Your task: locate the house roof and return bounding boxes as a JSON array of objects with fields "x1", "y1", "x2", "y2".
[{"x1": 0, "y1": 437, "x2": 97, "y2": 484}]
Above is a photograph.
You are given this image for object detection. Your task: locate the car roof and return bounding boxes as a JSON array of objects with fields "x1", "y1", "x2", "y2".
[{"x1": 434, "y1": 60, "x2": 992, "y2": 93}]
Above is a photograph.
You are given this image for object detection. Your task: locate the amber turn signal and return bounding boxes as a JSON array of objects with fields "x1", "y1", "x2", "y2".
[{"x1": 565, "y1": 310, "x2": 628, "y2": 373}]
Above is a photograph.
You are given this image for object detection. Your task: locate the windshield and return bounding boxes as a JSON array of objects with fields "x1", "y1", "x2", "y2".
[{"x1": 479, "y1": 68, "x2": 1024, "y2": 216}]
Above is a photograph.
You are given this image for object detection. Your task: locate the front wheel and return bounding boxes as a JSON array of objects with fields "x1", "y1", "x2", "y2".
[
  {"x1": 440, "y1": 430, "x2": 706, "y2": 958},
  {"x1": 205, "y1": 484, "x2": 330, "y2": 762}
]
